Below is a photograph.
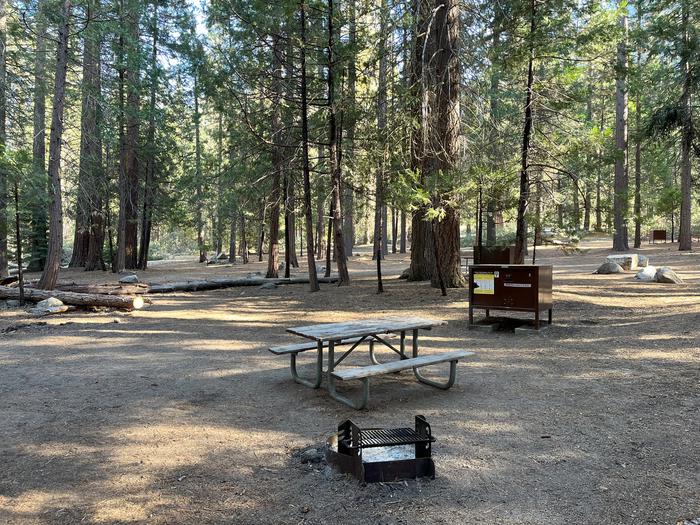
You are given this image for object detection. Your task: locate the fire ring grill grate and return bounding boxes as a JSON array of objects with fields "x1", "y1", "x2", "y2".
[{"x1": 325, "y1": 415, "x2": 436, "y2": 483}]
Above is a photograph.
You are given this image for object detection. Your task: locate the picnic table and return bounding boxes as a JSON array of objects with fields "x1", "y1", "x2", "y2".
[{"x1": 269, "y1": 316, "x2": 474, "y2": 409}]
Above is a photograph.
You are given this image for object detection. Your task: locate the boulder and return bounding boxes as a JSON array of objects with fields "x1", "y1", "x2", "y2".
[
  {"x1": 119, "y1": 274, "x2": 139, "y2": 284},
  {"x1": 594, "y1": 261, "x2": 624, "y2": 275},
  {"x1": 398, "y1": 267, "x2": 410, "y2": 280},
  {"x1": 637, "y1": 254, "x2": 649, "y2": 267},
  {"x1": 655, "y1": 267, "x2": 683, "y2": 284},
  {"x1": 605, "y1": 254, "x2": 638, "y2": 271},
  {"x1": 634, "y1": 265, "x2": 657, "y2": 282},
  {"x1": 30, "y1": 297, "x2": 68, "y2": 316}
]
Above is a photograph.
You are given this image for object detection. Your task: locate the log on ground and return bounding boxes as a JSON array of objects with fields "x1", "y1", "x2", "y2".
[
  {"x1": 0, "y1": 286, "x2": 146, "y2": 310},
  {"x1": 147, "y1": 276, "x2": 339, "y2": 294}
]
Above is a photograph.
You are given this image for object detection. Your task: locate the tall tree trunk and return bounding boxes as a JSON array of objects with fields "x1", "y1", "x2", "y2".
[
  {"x1": 408, "y1": 0, "x2": 434, "y2": 281},
  {"x1": 124, "y1": 0, "x2": 140, "y2": 268},
  {"x1": 194, "y1": 72, "x2": 206, "y2": 263},
  {"x1": 391, "y1": 208, "x2": 398, "y2": 253},
  {"x1": 678, "y1": 0, "x2": 692, "y2": 251},
  {"x1": 228, "y1": 211, "x2": 237, "y2": 263},
  {"x1": 400, "y1": 211, "x2": 407, "y2": 253},
  {"x1": 70, "y1": 0, "x2": 102, "y2": 268},
  {"x1": 81, "y1": 0, "x2": 105, "y2": 272},
  {"x1": 0, "y1": 0, "x2": 7, "y2": 277},
  {"x1": 299, "y1": 1, "x2": 319, "y2": 291},
  {"x1": 266, "y1": 35, "x2": 284, "y2": 279},
  {"x1": 27, "y1": 1, "x2": 48, "y2": 272},
  {"x1": 38, "y1": 0, "x2": 72, "y2": 289},
  {"x1": 613, "y1": 7, "x2": 629, "y2": 251},
  {"x1": 514, "y1": 0, "x2": 536, "y2": 265},
  {"x1": 595, "y1": 103, "x2": 605, "y2": 231},
  {"x1": 373, "y1": 0, "x2": 388, "y2": 262},
  {"x1": 342, "y1": 0, "x2": 356, "y2": 257},
  {"x1": 137, "y1": 0, "x2": 158, "y2": 269},
  {"x1": 327, "y1": 0, "x2": 350, "y2": 284},
  {"x1": 257, "y1": 199, "x2": 265, "y2": 261},
  {"x1": 427, "y1": 0, "x2": 462, "y2": 288}
]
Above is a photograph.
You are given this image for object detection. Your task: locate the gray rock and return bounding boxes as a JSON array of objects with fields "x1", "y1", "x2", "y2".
[
  {"x1": 634, "y1": 265, "x2": 657, "y2": 282},
  {"x1": 316, "y1": 265, "x2": 326, "y2": 274},
  {"x1": 30, "y1": 297, "x2": 68, "y2": 316},
  {"x1": 118, "y1": 274, "x2": 139, "y2": 284},
  {"x1": 259, "y1": 282, "x2": 278, "y2": 290},
  {"x1": 398, "y1": 267, "x2": 410, "y2": 279},
  {"x1": 6, "y1": 299, "x2": 20, "y2": 308},
  {"x1": 605, "y1": 254, "x2": 638, "y2": 271},
  {"x1": 246, "y1": 272, "x2": 263, "y2": 279},
  {"x1": 637, "y1": 254, "x2": 649, "y2": 267},
  {"x1": 278, "y1": 262, "x2": 286, "y2": 271},
  {"x1": 594, "y1": 261, "x2": 624, "y2": 274},
  {"x1": 655, "y1": 266, "x2": 683, "y2": 284}
]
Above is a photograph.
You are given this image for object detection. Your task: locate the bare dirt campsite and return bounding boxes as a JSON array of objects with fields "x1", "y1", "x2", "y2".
[{"x1": 1, "y1": 240, "x2": 699, "y2": 524}]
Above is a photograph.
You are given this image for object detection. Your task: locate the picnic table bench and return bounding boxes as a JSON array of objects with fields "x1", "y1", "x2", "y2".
[{"x1": 269, "y1": 317, "x2": 474, "y2": 409}]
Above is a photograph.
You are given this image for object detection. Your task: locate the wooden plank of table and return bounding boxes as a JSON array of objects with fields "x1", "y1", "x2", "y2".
[
  {"x1": 332, "y1": 350, "x2": 475, "y2": 380},
  {"x1": 287, "y1": 316, "x2": 446, "y2": 342}
]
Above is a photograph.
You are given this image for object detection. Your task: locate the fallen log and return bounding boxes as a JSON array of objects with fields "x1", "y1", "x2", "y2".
[
  {"x1": 0, "y1": 286, "x2": 146, "y2": 310},
  {"x1": 20, "y1": 279, "x2": 149, "y2": 295},
  {"x1": 147, "y1": 276, "x2": 339, "y2": 294}
]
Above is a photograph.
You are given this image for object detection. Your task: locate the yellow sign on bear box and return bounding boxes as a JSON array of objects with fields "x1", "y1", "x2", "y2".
[{"x1": 473, "y1": 272, "x2": 495, "y2": 295}]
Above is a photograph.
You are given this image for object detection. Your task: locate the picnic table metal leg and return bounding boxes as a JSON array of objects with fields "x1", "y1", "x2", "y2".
[
  {"x1": 368, "y1": 339, "x2": 380, "y2": 365},
  {"x1": 290, "y1": 340, "x2": 323, "y2": 389},
  {"x1": 327, "y1": 339, "x2": 369, "y2": 409},
  {"x1": 411, "y1": 328, "x2": 458, "y2": 389}
]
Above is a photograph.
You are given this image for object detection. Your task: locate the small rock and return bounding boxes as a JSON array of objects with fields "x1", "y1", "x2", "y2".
[
  {"x1": 259, "y1": 282, "x2": 278, "y2": 290},
  {"x1": 655, "y1": 266, "x2": 683, "y2": 284},
  {"x1": 637, "y1": 254, "x2": 649, "y2": 267},
  {"x1": 316, "y1": 266, "x2": 326, "y2": 274},
  {"x1": 594, "y1": 261, "x2": 624, "y2": 275},
  {"x1": 119, "y1": 274, "x2": 139, "y2": 284},
  {"x1": 398, "y1": 267, "x2": 410, "y2": 279},
  {"x1": 634, "y1": 265, "x2": 657, "y2": 282}
]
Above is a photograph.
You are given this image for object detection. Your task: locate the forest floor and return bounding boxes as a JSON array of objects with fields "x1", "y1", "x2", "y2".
[{"x1": 1, "y1": 237, "x2": 699, "y2": 524}]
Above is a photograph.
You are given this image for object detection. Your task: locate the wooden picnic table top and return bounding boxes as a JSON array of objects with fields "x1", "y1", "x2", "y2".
[{"x1": 286, "y1": 316, "x2": 447, "y2": 342}]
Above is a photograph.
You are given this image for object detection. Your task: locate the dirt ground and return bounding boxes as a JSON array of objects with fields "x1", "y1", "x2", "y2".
[{"x1": 1, "y1": 239, "x2": 699, "y2": 524}]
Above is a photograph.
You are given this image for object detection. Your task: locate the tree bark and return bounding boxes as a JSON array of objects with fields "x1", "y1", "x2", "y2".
[
  {"x1": 342, "y1": 0, "x2": 356, "y2": 257},
  {"x1": 299, "y1": 1, "x2": 319, "y2": 291},
  {"x1": 0, "y1": 0, "x2": 7, "y2": 277},
  {"x1": 514, "y1": 0, "x2": 536, "y2": 265},
  {"x1": 678, "y1": 0, "x2": 692, "y2": 251},
  {"x1": 373, "y1": 0, "x2": 388, "y2": 262},
  {"x1": 27, "y1": 1, "x2": 48, "y2": 272},
  {"x1": 83, "y1": 0, "x2": 105, "y2": 272},
  {"x1": 38, "y1": 0, "x2": 72, "y2": 290},
  {"x1": 137, "y1": 0, "x2": 158, "y2": 270},
  {"x1": 266, "y1": 34, "x2": 284, "y2": 279},
  {"x1": 612, "y1": 8, "x2": 629, "y2": 252},
  {"x1": 228, "y1": 211, "x2": 237, "y2": 263},
  {"x1": 70, "y1": 0, "x2": 101, "y2": 268},
  {"x1": 326, "y1": 0, "x2": 350, "y2": 285},
  {"x1": 428, "y1": 0, "x2": 462, "y2": 288}
]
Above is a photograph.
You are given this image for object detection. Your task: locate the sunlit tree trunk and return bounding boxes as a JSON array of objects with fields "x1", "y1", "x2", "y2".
[
  {"x1": 612, "y1": 7, "x2": 629, "y2": 251},
  {"x1": 38, "y1": 0, "x2": 72, "y2": 289}
]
